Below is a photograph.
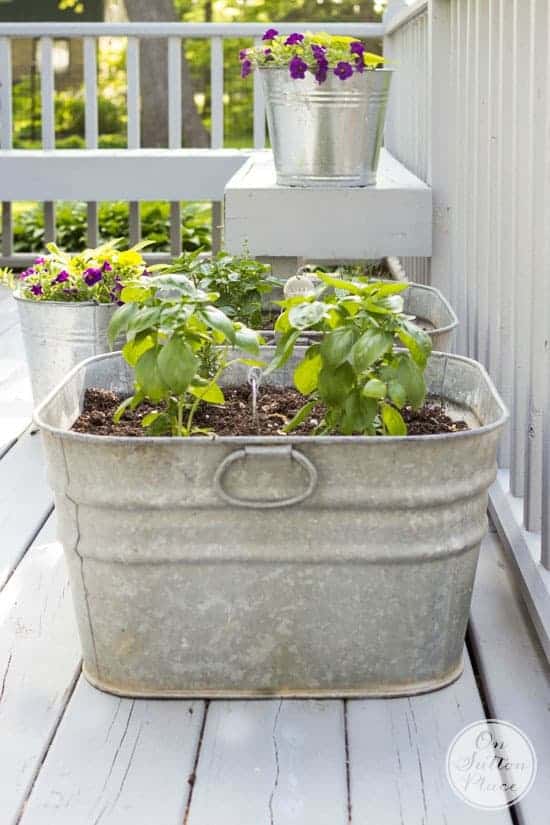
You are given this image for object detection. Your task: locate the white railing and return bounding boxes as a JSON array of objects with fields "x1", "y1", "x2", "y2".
[
  {"x1": 0, "y1": 21, "x2": 384, "y2": 265},
  {"x1": 385, "y1": 0, "x2": 550, "y2": 658}
]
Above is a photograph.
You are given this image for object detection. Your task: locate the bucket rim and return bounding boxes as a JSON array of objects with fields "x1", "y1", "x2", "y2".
[{"x1": 14, "y1": 293, "x2": 117, "y2": 309}]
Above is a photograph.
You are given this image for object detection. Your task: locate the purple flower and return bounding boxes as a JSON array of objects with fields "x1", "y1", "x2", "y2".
[
  {"x1": 314, "y1": 58, "x2": 328, "y2": 84},
  {"x1": 241, "y1": 59, "x2": 252, "y2": 79},
  {"x1": 52, "y1": 269, "x2": 69, "y2": 284},
  {"x1": 334, "y1": 61, "x2": 354, "y2": 81},
  {"x1": 30, "y1": 284, "x2": 43, "y2": 296},
  {"x1": 102, "y1": 260, "x2": 112, "y2": 272},
  {"x1": 354, "y1": 56, "x2": 365, "y2": 74},
  {"x1": 239, "y1": 49, "x2": 248, "y2": 61},
  {"x1": 311, "y1": 44, "x2": 326, "y2": 60},
  {"x1": 350, "y1": 41, "x2": 365, "y2": 56},
  {"x1": 289, "y1": 55, "x2": 308, "y2": 80},
  {"x1": 83, "y1": 267, "x2": 103, "y2": 286},
  {"x1": 19, "y1": 268, "x2": 34, "y2": 279},
  {"x1": 112, "y1": 277, "x2": 123, "y2": 293},
  {"x1": 285, "y1": 33, "x2": 304, "y2": 46},
  {"x1": 262, "y1": 28, "x2": 279, "y2": 41},
  {"x1": 34, "y1": 256, "x2": 46, "y2": 264}
]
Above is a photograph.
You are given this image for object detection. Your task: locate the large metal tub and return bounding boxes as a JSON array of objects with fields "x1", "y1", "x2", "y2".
[
  {"x1": 261, "y1": 68, "x2": 393, "y2": 187},
  {"x1": 35, "y1": 349, "x2": 507, "y2": 698},
  {"x1": 262, "y1": 281, "x2": 459, "y2": 350},
  {"x1": 15, "y1": 296, "x2": 118, "y2": 405}
]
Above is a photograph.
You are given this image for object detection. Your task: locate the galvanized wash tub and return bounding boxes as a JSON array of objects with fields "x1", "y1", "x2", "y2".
[
  {"x1": 260, "y1": 68, "x2": 393, "y2": 187},
  {"x1": 15, "y1": 295, "x2": 118, "y2": 405},
  {"x1": 261, "y1": 281, "x2": 459, "y2": 350},
  {"x1": 35, "y1": 349, "x2": 507, "y2": 698}
]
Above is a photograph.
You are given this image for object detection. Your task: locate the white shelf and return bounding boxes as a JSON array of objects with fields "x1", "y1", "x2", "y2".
[{"x1": 224, "y1": 149, "x2": 432, "y2": 260}]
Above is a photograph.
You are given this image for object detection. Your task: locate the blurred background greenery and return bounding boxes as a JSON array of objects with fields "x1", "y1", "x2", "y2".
[{"x1": 1, "y1": 0, "x2": 385, "y2": 252}]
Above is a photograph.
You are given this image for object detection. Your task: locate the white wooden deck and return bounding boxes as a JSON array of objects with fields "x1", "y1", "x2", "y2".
[{"x1": 0, "y1": 288, "x2": 548, "y2": 825}]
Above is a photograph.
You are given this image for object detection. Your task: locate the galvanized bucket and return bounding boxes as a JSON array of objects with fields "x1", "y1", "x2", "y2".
[
  {"x1": 261, "y1": 281, "x2": 459, "y2": 350},
  {"x1": 15, "y1": 295, "x2": 119, "y2": 405},
  {"x1": 260, "y1": 67, "x2": 393, "y2": 187},
  {"x1": 35, "y1": 348, "x2": 507, "y2": 698}
]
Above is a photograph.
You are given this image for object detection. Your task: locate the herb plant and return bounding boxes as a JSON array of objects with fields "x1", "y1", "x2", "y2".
[
  {"x1": 5, "y1": 240, "x2": 149, "y2": 303},
  {"x1": 108, "y1": 272, "x2": 262, "y2": 437},
  {"x1": 240, "y1": 30, "x2": 385, "y2": 82},
  {"x1": 267, "y1": 274, "x2": 432, "y2": 436},
  {"x1": 156, "y1": 250, "x2": 278, "y2": 329}
]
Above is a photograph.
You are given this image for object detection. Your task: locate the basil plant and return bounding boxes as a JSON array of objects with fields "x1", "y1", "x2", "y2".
[
  {"x1": 108, "y1": 272, "x2": 262, "y2": 437},
  {"x1": 268, "y1": 274, "x2": 432, "y2": 436}
]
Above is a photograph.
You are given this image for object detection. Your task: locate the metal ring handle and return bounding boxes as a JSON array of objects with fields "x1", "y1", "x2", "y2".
[{"x1": 213, "y1": 445, "x2": 318, "y2": 509}]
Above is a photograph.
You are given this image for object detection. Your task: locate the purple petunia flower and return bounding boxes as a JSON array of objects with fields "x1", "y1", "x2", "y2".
[
  {"x1": 289, "y1": 55, "x2": 308, "y2": 80},
  {"x1": 241, "y1": 59, "x2": 252, "y2": 79},
  {"x1": 262, "y1": 28, "x2": 279, "y2": 41},
  {"x1": 350, "y1": 41, "x2": 365, "y2": 56},
  {"x1": 334, "y1": 61, "x2": 354, "y2": 81},
  {"x1": 112, "y1": 277, "x2": 123, "y2": 293},
  {"x1": 102, "y1": 260, "x2": 112, "y2": 272},
  {"x1": 30, "y1": 284, "x2": 43, "y2": 296},
  {"x1": 311, "y1": 44, "x2": 326, "y2": 60},
  {"x1": 19, "y1": 268, "x2": 34, "y2": 279},
  {"x1": 239, "y1": 49, "x2": 248, "y2": 61},
  {"x1": 34, "y1": 256, "x2": 46, "y2": 264},
  {"x1": 285, "y1": 33, "x2": 304, "y2": 46},
  {"x1": 354, "y1": 56, "x2": 365, "y2": 73},
  {"x1": 314, "y1": 57, "x2": 329, "y2": 84},
  {"x1": 83, "y1": 267, "x2": 103, "y2": 286},
  {"x1": 52, "y1": 269, "x2": 70, "y2": 284}
]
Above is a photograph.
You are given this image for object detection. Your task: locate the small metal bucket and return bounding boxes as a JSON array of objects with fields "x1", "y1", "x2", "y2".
[
  {"x1": 260, "y1": 67, "x2": 393, "y2": 187},
  {"x1": 35, "y1": 348, "x2": 507, "y2": 698},
  {"x1": 15, "y1": 296, "x2": 119, "y2": 405}
]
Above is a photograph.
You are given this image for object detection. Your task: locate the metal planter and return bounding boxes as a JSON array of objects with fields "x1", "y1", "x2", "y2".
[
  {"x1": 15, "y1": 296, "x2": 119, "y2": 405},
  {"x1": 261, "y1": 281, "x2": 459, "y2": 350},
  {"x1": 260, "y1": 68, "x2": 393, "y2": 187},
  {"x1": 35, "y1": 349, "x2": 507, "y2": 698}
]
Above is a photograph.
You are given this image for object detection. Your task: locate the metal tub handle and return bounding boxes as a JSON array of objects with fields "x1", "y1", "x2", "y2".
[{"x1": 213, "y1": 445, "x2": 318, "y2": 509}]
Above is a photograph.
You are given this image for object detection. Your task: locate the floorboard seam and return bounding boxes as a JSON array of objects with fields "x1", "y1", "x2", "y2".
[
  {"x1": 14, "y1": 663, "x2": 82, "y2": 825},
  {"x1": 0, "y1": 504, "x2": 55, "y2": 595},
  {"x1": 343, "y1": 699, "x2": 352, "y2": 824},
  {"x1": 183, "y1": 699, "x2": 210, "y2": 825}
]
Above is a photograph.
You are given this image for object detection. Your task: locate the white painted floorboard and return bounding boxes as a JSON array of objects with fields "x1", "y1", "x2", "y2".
[
  {"x1": 0, "y1": 319, "x2": 33, "y2": 454},
  {"x1": 20, "y1": 678, "x2": 205, "y2": 825},
  {"x1": 187, "y1": 699, "x2": 349, "y2": 825},
  {"x1": 0, "y1": 431, "x2": 52, "y2": 588},
  {"x1": 347, "y1": 653, "x2": 512, "y2": 825},
  {"x1": 0, "y1": 515, "x2": 81, "y2": 825},
  {"x1": 470, "y1": 533, "x2": 550, "y2": 825}
]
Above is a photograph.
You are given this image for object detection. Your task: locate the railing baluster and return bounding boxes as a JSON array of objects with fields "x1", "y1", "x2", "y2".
[
  {"x1": 84, "y1": 36, "x2": 99, "y2": 248},
  {"x1": 0, "y1": 36, "x2": 13, "y2": 259},
  {"x1": 210, "y1": 36, "x2": 224, "y2": 253},
  {"x1": 168, "y1": 36, "x2": 182, "y2": 258},
  {"x1": 127, "y1": 36, "x2": 141, "y2": 246},
  {"x1": 40, "y1": 36, "x2": 56, "y2": 244},
  {"x1": 253, "y1": 39, "x2": 266, "y2": 149}
]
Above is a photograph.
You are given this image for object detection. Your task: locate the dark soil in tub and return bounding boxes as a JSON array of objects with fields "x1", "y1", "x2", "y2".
[{"x1": 72, "y1": 387, "x2": 469, "y2": 437}]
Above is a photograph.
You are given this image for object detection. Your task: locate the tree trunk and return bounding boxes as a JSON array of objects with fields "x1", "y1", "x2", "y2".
[{"x1": 124, "y1": 0, "x2": 210, "y2": 148}]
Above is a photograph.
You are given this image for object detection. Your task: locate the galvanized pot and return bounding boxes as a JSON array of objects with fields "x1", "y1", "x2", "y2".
[
  {"x1": 260, "y1": 67, "x2": 393, "y2": 187},
  {"x1": 15, "y1": 295, "x2": 119, "y2": 405},
  {"x1": 35, "y1": 349, "x2": 507, "y2": 699},
  {"x1": 261, "y1": 281, "x2": 459, "y2": 350}
]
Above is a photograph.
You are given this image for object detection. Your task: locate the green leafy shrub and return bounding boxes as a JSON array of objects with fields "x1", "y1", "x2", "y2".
[
  {"x1": 158, "y1": 250, "x2": 277, "y2": 328},
  {"x1": 267, "y1": 274, "x2": 432, "y2": 436},
  {"x1": 7, "y1": 202, "x2": 212, "y2": 254},
  {"x1": 108, "y1": 272, "x2": 262, "y2": 436}
]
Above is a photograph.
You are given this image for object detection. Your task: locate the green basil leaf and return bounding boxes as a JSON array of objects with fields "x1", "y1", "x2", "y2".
[
  {"x1": 294, "y1": 352, "x2": 322, "y2": 395},
  {"x1": 397, "y1": 321, "x2": 432, "y2": 367},
  {"x1": 157, "y1": 337, "x2": 198, "y2": 394},
  {"x1": 288, "y1": 301, "x2": 326, "y2": 330},
  {"x1": 320, "y1": 326, "x2": 358, "y2": 367},
  {"x1": 108, "y1": 302, "x2": 137, "y2": 347},
  {"x1": 362, "y1": 378, "x2": 387, "y2": 399},
  {"x1": 283, "y1": 400, "x2": 317, "y2": 433},
  {"x1": 135, "y1": 347, "x2": 169, "y2": 402},
  {"x1": 351, "y1": 330, "x2": 394, "y2": 372},
  {"x1": 388, "y1": 380, "x2": 407, "y2": 408},
  {"x1": 381, "y1": 403, "x2": 408, "y2": 436},
  {"x1": 317, "y1": 362, "x2": 355, "y2": 406},
  {"x1": 234, "y1": 326, "x2": 260, "y2": 355},
  {"x1": 201, "y1": 305, "x2": 236, "y2": 343}
]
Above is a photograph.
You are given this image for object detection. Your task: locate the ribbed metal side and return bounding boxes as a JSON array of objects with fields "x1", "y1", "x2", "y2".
[
  {"x1": 15, "y1": 296, "x2": 118, "y2": 405},
  {"x1": 36, "y1": 349, "x2": 507, "y2": 698},
  {"x1": 261, "y1": 68, "x2": 393, "y2": 187}
]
